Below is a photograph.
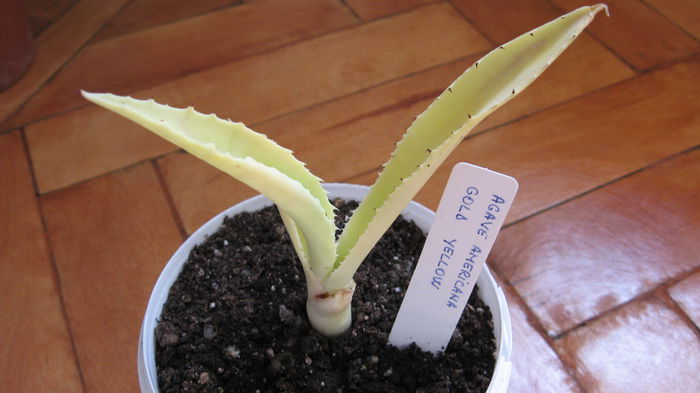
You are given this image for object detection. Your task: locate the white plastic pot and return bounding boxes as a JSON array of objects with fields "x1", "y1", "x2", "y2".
[{"x1": 138, "y1": 183, "x2": 512, "y2": 393}]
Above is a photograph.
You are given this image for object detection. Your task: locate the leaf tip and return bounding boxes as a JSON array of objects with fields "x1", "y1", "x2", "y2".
[{"x1": 593, "y1": 3, "x2": 610, "y2": 17}]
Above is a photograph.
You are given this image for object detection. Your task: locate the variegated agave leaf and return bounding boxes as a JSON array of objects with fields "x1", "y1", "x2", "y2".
[
  {"x1": 81, "y1": 92, "x2": 337, "y2": 281},
  {"x1": 327, "y1": 4, "x2": 608, "y2": 290}
]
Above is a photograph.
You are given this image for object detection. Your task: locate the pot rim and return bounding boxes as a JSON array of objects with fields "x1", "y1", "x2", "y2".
[{"x1": 138, "y1": 183, "x2": 512, "y2": 393}]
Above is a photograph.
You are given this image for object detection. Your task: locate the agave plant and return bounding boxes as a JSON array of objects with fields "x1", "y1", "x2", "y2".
[{"x1": 83, "y1": 5, "x2": 606, "y2": 336}]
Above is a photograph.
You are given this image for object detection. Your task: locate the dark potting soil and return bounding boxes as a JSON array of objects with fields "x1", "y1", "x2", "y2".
[{"x1": 156, "y1": 200, "x2": 496, "y2": 393}]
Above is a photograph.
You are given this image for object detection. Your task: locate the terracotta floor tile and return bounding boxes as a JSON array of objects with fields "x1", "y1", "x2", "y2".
[
  {"x1": 41, "y1": 163, "x2": 183, "y2": 393},
  {"x1": 402, "y1": 57, "x2": 700, "y2": 219},
  {"x1": 92, "y1": 0, "x2": 241, "y2": 42},
  {"x1": 554, "y1": 296, "x2": 700, "y2": 393},
  {"x1": 11, "y1": 0, "x2": 359, "y2": 128},
  {"x1": 157, "y1": 151, "x2": 260, "y2": 234},
  {"x1": 0, "y1": 0, "x2": 131, "y2": 125},
  {"x1": 550, "y1": 0, "x2": 700, "y2": 71},
  {"x1": 345, "y1": 0, "x2": 438, "y2": 20},
  {"x1": 669, "y1": 270, "x2": 700, "y2": 329},
  {"x1": 645, "y1": 0, "x2": 700, "y2": 41},
  {"x1": 0, "y1": 132, "x2": 83, "y2": 393},
  {"x1": 450, "y1": 0, "x2": 562, "y2": 44},
  {"x1": 498, "y1": 277, "x2": 584, "y2": 393},
  {"x1": 492, "y1": 148, "x2": 700, "y2": 335},
  {"x1": 25, "y1": 3, "x2": 488, "y2": 194}
]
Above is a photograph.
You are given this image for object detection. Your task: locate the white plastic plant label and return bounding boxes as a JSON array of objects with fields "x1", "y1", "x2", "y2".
[{"x1": 389, "y1": 162, "x2": 518, "y2": 354}]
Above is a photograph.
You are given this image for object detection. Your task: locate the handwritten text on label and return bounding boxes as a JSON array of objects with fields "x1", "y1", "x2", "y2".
[{"x1": 389, "y1": 163, "x2": 518, "y2": 354}]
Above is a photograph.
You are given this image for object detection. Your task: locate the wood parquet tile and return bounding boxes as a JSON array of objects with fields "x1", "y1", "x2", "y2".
[
  {"x1": 497, "y1": 274, "x2": 585, "y2": 393},
  {"x1": 41, "y1": 163, "x2": 183, "y2": 393},
  {"x1": 91, "y1": 0, "x2": 242, "y2": 42},
  {"x1": 345, "y1": 0, "x2": 438, "y2": 20},
  {"x1": 669, "y1": 270, "x2": 700, "y2": 330},
  {"x1": 24, "y1": 0, "x2": 79, "y2": 36},
  {"x1": 550, "y1": 0, "x2": 700, "y2": 71},
  {"x1": 450, "y1": 0, "x2": 563, "y2": 44},
  {"x1": 492, "y1": 147, "x2": 700, "y2": 335},
  {"x1": 554, "y1": 296, "x2": 700, "y2": 393},
  {"x1": 644, "y1": 0, "x2": 700, "y2": 41},
  {"x1": 0, "y1": 131, "x2": 83, "y2": 393},
  {"x1": 0, "y1": 0, "x2": 131, "y2": 125},
  {"x1": 11, "y1": 0, "x2": 359, "y2": 128}
]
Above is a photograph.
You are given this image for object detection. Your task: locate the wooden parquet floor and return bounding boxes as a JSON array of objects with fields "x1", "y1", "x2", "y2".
[{"x1": 2, "y1": 1, "x2": 699, "y2": 392}]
